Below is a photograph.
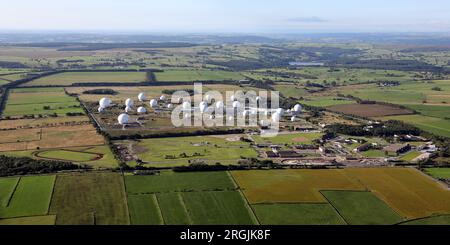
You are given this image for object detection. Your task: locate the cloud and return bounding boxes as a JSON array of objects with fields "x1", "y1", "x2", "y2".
[{"x1": 285, "y1": 16, "x2": 328, "y2": 23}]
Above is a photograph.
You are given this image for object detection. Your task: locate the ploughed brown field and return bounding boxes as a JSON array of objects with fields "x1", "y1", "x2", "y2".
[{"x1": 327, "y1": 104, "x2": 413, "y2": 118}]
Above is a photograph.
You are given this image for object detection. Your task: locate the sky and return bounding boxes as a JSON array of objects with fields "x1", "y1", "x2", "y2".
[{"x1": 1, "y1": 0, "x2": 450, "y2": 33}]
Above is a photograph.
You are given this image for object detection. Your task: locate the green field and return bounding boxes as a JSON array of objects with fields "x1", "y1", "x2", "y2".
[
  {"x1": 155, "y1": 69, "x2": 244, "y2": 82},
  {"x1": 3, "y1": 87, "x2": 84, "y2": 117},
  {"x1": 301, "y1": 97, "x2": 356, "y2": 107},
  {"x1": 405, "y1": 104, "x2": 450, "y2": 119},
  {"x1": 400, "y1": 151, "x2": 422, "y2": 162},
  {"x1": 125, "y1": 171, "x2": 256, "y2": 225},
  {"x1": 38, "y1": 149, "x2": 98, "y2": 161},
  {"x1": 252, "y1": 132, "x2": 323, "y2": 145},
  {"x1": 424, "y1": 168, "x2": 450, "y2": 179},
  {"x1": 361, "y1": 150, "x2": 386, "y2": 158},
  {"x1": 321, "y1": 191, "x2": 403, "y2": 225},
  {"x1": 253, "y1": 203, "x2": 346, "y2": 225},
  {"x1": 181, "y1": 191, "x2": 256, "y2": 225},
  {"x1": 125, "y1": 171, "x2": 235, "y2": 194},
  {"x1": 4, "y1": 145, "x2": 118, "y2": 169},
  {"x1": 157, "y1": 192, "x2": 191, "y2": 225},
  {"x1": 0, "y1": 175, "x2": 55, "y2": 219},
  {"x1": 35, "y1": 145, "x2": 118, "y2": 168},
  {"x1": 22, "y1": 71, "x2": 147, "y2": 86},
  {"x1": 127, "y1": 194, "x2": 163, "y2": 225},
  {"x1": 129, "y1": 136, "x2": 257, "y2": 166},
  {"x1": 341, "y1": 80, "x2": 450, "y2": 105},
  {"x1": 49, "y1": 173, "x2": 129, "y2": 225},
  {"x1": 380, "y1": 114, "x2": 450, "y2": 137},
  {"x1": 0, "y1": 177, "x2": 19, "y2": 207}
]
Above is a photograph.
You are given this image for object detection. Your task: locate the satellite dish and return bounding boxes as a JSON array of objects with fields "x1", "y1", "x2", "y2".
[
  {"x1": 232, "y1": 101, "x2": 241, "y2": 108},
  {"x1": 137, "y1": 107, "x2": 147, "y2": 114},
  {"x1": 150, "y1": 99, "x2": 158, "y2": 108},
  {"x1": 138, "y1": 93, "x2": 146, "y2": 102},
  {"x1": 125, "y1": 98, "x2": 134, "y2": 107},
  {"x1": 271, "y1": 112, "x2": 281, "y2": 123},
  {"x1": 118, "y1": 113, "x2": 129, "y2": 125},
  {"x1": 99, "y1": 97, "x2": 111, "y2": 108}
]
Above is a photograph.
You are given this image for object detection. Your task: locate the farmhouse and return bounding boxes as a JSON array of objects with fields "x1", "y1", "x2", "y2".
[{"x1": 384, "y1": 144, "x2": 411, "y2": 154}]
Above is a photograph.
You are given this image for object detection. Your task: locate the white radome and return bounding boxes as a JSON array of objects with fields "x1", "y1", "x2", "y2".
[
  {"x1": 271, "y1": 112, "x2": 281, "y2": 123},
  {"x1": 232, "y1": 101, "x2": 241, "y2": 108},
  {"x1": 125, "y1": 98, "x2": 134, "y2": 107},
  {"x1": 98, "y1": 107, "x2": 105, "y2": 113},
  {"x1": 291, "y1": 116, "x2": 296, "y2": 122},
  {"x1": 230, "y1": 95, "x2": 236, "y2": 101},
  {"x1": 99, "y1": 97, "x2": 111, "y2": 108},
  {"x1": 205, "y1": 94, "x2": 211, "y2": 102},
  {"x1": 182, "y1": 101, "x2": 190, "y2": 110},
  {"x1": 294, "y1": 104, "x2": 302, "y2": 112},
  {"x1": 160, "y1": 95, "x2": 166, "y2": 101},
  {"x1": 199, "y1": 101, "x2": 208, "y2": 113},
  {"x1": 125, "y1": 106, "x2": 132, "y2": 113},
  {"x1": 118, "y1": 113, "x2": 129, "y2": 125},
  {"x1": 276, "y1": 108, "x2": 285, "y2": 116},
  {"x1": 215, "y1": 101, "x2": 224, "y2": 109},
  {"x1": 150, "y1": 99, "x2": 158, "y2": 108},
  {"x1": 138, "y1": 93, "x2": 146, "y2": 102},
  {"x1": 167, "y1": 104, "x2": 173, "y2": 109},
  {"x1": 137, "y1": 107, "x2": 147, "y2": 114}
]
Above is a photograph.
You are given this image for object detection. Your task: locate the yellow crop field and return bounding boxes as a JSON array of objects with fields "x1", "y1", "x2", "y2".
[
  {"x1": 231, "y1": 169, "x2": 365, "y2": 204},
  {"x1": 343, "y1": 168, "x2": 450, "y2": 219}
]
